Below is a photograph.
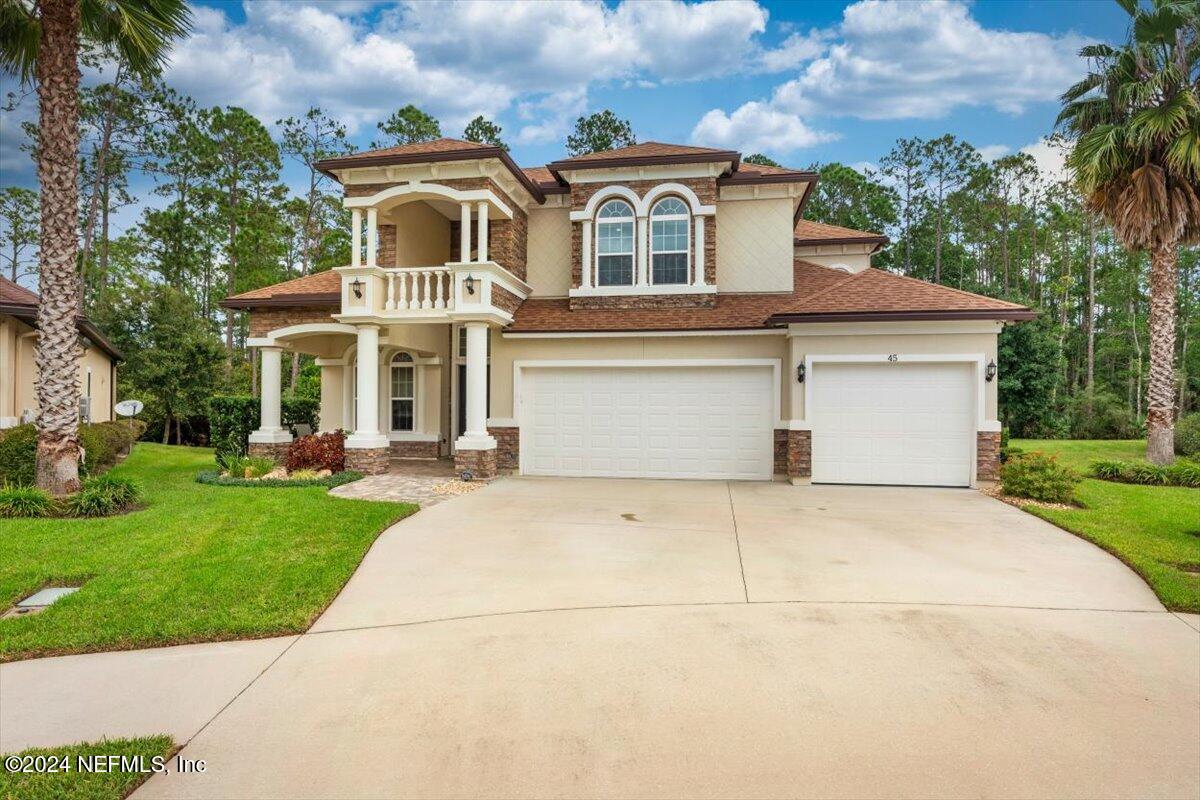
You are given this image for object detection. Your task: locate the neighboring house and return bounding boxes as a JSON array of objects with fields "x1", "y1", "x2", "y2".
[
  {"x1": 0, "y1": 276, "x2": 122, "y2": 430},
  {"x1": 225, "y1": 140, "x2": 1033, "y2": 485}
]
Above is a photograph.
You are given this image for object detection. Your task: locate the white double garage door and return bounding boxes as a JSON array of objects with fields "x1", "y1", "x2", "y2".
[{"x1": 518, "y1": 360, "x2": 976, "y2": 486}]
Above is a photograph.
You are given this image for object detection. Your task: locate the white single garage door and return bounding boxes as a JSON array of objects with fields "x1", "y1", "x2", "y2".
[
  {"x1": 811, "y1": 361, "x2": 975, "y2": 487},
  {"x1": 520, "y1": 365, "x2": 774, "y2": 480}
]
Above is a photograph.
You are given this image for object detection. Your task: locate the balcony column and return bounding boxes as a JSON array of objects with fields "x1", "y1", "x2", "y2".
[
  {"x1": 365, "y1": 207, "x2": 378, "y2": 267},
  {"x1": 454, "y1": 321, "x2": 497, "y2": 479},
  {"x1": 248, "y1": 346, "x2": 292, "y2": 458},
  {"x1": 476, "y1": 201, "x2": 489, "y2": 263},
  {"x1": 344, "y1": 324, "x2": 389, "y2": 474},
  {"x1": 351, "y1": 208, "x2": 362, "y2": 267},
  {"x1": 636, "y1": 216, "x2": 649, "y2": 286},
  {"x1": 693, "y1": 215, "x2": 706, "y2": 287},
  {"x1": 580, "y1": 220, "x2": 592, "y2": 289},
  {"x1": 460, "y1": 202, "x2": 471, "y2": 262}
]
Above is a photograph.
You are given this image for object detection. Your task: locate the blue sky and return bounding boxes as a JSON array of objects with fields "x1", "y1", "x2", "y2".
[{"x1": 1, "y1": 0, "x2": 1129, "y2": 242}]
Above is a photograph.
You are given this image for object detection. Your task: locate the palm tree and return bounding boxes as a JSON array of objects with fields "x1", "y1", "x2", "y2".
[
  {"x1": 0, "y1": 0, "x2": 190, "y2": 493},
  {"x1": 1057, "y1": 0, "x2": 1199, "y2": 465}
]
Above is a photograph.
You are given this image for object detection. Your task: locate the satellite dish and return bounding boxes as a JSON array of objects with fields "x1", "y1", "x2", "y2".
[{"x1": 115, "y1": 400, "x2": 143, "y2": 417}]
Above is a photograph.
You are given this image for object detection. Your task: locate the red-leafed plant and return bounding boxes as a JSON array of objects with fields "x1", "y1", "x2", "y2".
[{"x1": 284, "y1": 431, "x2": 346, "y2": 473}]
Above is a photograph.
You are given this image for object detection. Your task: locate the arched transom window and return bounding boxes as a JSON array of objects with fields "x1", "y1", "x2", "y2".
[
  {"x1": 390, "y1": 352, "x2": 415, "y2": 432},
  {"x1": 650, "y1": 197, "x2": 690, "y2": 285},
  {"x1": 595, "y1": 199, "x2": 635, "y2": 287}
]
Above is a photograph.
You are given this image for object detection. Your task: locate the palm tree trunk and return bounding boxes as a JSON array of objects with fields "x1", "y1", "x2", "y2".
[
  {"x1": 33, "y1": 0, "x2": 83, "y2": 496},
  {"x1": 1146, "y1": 244, "x2": 1178, "y2": 464}
]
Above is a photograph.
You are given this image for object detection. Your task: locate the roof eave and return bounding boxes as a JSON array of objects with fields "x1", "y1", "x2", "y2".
[
  {"x1": 221, "y1": 292, "x2": 341, "y2": 310},
  {"x1": 793, "y1": 235, "x2": 890, "y2": 248},
  {"x1": 1, "y1": 303, "x2": 124, "y2": 360},
  {"x1": 767, "y1": 309, "x2": 1038, "y2": 324},
  {"x1": 718, "y1": 170, "x2": 818, "y2": 186},
  {"x1": 546, "y1": 150, "x2": 741, "y2": 179},
  {"x1": 316, "y1": 146, "x2": 546, "y2": 203}
]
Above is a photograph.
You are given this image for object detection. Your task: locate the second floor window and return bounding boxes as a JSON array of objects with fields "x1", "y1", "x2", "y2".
[
  {"x1": 596, "y1": 199, "x2": 634, "y2": 286},
  {"x1": 650, "y1": 197, "x2": 690, "y2": 285}
]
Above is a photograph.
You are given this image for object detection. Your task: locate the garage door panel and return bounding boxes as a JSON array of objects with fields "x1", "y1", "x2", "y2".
[
  {"x1": 812, "y1": 362, "x2": 974, "y2": 487},
  {"x1": 521, "y1": 365, "x2": 773, "y2": 480}
]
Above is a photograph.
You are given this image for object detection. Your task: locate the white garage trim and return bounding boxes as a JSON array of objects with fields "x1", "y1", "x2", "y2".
[
  {"x1": 802, "y1": 353, "x2": 990, "y2": 431},
  {"x1": 513, "y1": 359, "x2": 782, "y2": 424}
]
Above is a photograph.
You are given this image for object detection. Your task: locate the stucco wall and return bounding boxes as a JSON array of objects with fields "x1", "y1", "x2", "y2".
[
  {"x1": 489, "y1": 332, "x2": 791, "y2": 422},
  {"x1": 717, "y1": 198, "x2": 794, "y2": 292},
  {"x1": 526, "y1": 207, "x2": 572, "y2": 298},
  {"x1": 786, "y1": 323, "x2": 1000, "y2": 422},
  {"x1": 388, "y1": 201, "x2": 451, "y2": 267},
  {"x1": 0, "y1": 313, "x2": 116, "y2": 426}
]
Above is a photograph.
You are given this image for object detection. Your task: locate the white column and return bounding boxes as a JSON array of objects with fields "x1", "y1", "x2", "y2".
[
  {"x1": 248, "y1": 347, "x2": 292, "y2": 444},
  {"x1": 693, "y1": 215, "x2": 706, "y2": 287},
  {"x1": 345, "y1": 325, "x2": 387, "y2": 449},
  {"x1": 460, "y1": 202, "x2": 471, "y2": 262},
  {"x1": 351, "y1": 209, "x2": 362, "y2": 267},
  {"x1": 476, "y1": 202, "x2": 489, "y2": 263},
  {"x1": 456, "y1": 322, "x2": 496, "y2": 450},
  {"x1": 580, "y1": 220, "x2": 592, "y2": 289},
  {"x1": 636, "y1": 216, "x2": 649, "y2": 286},
  {"x1": 365, "y1": 207, "x2": 378, "y2": 267}
]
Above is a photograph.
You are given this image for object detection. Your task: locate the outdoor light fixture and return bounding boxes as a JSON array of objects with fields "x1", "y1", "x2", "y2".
[
  {"x1": 796, "y1": 363, "x2": 806, "y2": 383},
  {"x1": 985, "y1": 359, "x2": 997, "y2": 382},
  {"x1": 465, "y1": 274, "x2": 476, "y2": 295},
  {"x1": 350, "y1": 277, "x2": 364, "y2": 299}
]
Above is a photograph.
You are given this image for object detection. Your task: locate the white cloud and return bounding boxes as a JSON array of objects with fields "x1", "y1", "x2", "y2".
[
  {"x1": 514, "y1": 90, "x2": 589, "y2": 146},
  {"x1": 1020, "y1": 137, "x2": 1069, "y2": 182},
  {"x1": 977, "y1": 144, "x2": 1011, "y2": 162},
  {"x1": 771, "y1": 0, "x2": 1087, "y2": 120},
  {"x1": 690, "y1": 101, "x2": 837, "y2": 154},
  {"x1": 758, "y1": 30, "x2": 826, "y2": 73}
]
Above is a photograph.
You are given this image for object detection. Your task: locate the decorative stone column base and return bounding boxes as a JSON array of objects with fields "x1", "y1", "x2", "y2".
[
  {"x1": 489, "y1": 427, "x2": 519, "y2": 472},
  {"x1": 774, "y1": 429, "x2": 811, "y2": 483},
  {"x1": 345, "y1": 447, "x2": 390, "y2": 475},
  {"x1": 248, "y1": 441, "x2": 291, "y2": 463},
  {"x1": 389, "y1": 440, "x2": 440, "y2": 459},
  {"x1": 455, "y1": 446, "x2": 497, "y2": 481},
  {"x1": 976, "y1": 431, "x2": 1001, "y2": 481}
]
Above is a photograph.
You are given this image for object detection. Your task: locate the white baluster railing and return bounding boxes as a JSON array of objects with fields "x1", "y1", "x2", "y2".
[{"x1": 380, "y1": 267, "x2": 454, "y2": 314}]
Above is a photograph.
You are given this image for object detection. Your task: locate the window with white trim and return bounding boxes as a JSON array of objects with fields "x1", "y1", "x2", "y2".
[
  {"x1": 595, "y1": 199, "x2": 635, "y2": 286},
  {"x1": 650, "y1": 197, "x2": 690, "y2": 285},
  {"x1": 390, "y1": 352, "x2": 415, "y2": 432}
]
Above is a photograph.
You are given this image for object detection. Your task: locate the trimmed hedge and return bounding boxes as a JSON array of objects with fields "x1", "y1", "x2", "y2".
[
  {"x1": 209, "y1": 394, "x2": 320, "y2": 460},
  {"x1": 0, "y1": 420, "x2": 145, "y2": 487},
  {"x1": 1176, "y1": 414, "x2": 1200, "y2": 458},
  {"x1": 195, "y1": 469, "x2": 363, "y2": 488},
  {"x1": 1000, "y1": 452, "x2": 1080, "y2": 503},
  {"x1": 1091, "y1": 458, "x2": 1200, "y2": 488}
]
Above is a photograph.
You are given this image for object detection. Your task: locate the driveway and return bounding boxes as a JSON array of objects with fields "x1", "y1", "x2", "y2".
[{"x1": 7, "y1": 478, "x2": 1197, "y2": 798}]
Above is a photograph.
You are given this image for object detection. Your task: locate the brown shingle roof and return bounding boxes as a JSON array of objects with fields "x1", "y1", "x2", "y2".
[
  {"x1": 222, "y1": 271, "x2": 341, "y2": 308},
  {"x1": 794, "y1": 219, "x2": 888, "y2": 246},
  {"x1": 0, "y1": 277, "x2": 123, "y2": 359},
  {"x1": 547, "y1": 141, "x2": 739, "y2": 171},
  {"x1": 0, "y1": 276, "x2": 39, "y2": 306}
]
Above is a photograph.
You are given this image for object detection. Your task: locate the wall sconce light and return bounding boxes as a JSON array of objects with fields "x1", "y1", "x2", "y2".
[
  {"x1": 796, "y1": 363, "x2": 806, "y2": 383},
  {"x1": 985, "y1": 359, "x2": 997, "y2": 382},
  {"x1": 465, "y1": 274, "x2": 476, "y2": 295},
  {"x1": 350, "y1": 277, "x2": 364, "y2": 299}
]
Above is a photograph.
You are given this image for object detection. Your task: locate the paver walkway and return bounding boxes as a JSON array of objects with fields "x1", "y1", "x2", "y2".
[{"x1": 329, "y1": 458, "x2": 483, "y2": 506}]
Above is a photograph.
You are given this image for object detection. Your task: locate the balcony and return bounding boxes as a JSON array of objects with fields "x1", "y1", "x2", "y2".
[{"x1": 383, "y1": 266, "x2": 455, "y2": 312}]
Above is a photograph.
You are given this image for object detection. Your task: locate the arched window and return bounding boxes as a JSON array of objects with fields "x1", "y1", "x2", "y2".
[
  {"x1": 650, "y1": 197, "x2": 690, "y2": 285},
  {"x1": 595, "y1": 199, "x2": 635, "y2": 286},
  {"x1": 390, "y1": 352, "x2": 415, "y2": 432}
]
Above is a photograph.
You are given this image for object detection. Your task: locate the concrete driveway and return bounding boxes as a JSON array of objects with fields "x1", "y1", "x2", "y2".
[{"x1": 9, "y1": 478, "x2": 1198, "y2": 799}]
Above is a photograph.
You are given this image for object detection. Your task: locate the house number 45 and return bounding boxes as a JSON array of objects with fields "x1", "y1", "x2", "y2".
[{"x1": 887, "y1": 354, "x2": 899, "y2": 362}]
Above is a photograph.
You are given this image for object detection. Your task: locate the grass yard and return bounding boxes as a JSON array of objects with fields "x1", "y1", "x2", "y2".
[
  {"x1": 0, "y1": 444, "x2": 414, "y2": 662},
  {"x1": 1011, "y1": 439, "x2": 1199, "y2": 612},
  {"x1": 0, "y1": 736, "x2": 174, "y2": 800}
]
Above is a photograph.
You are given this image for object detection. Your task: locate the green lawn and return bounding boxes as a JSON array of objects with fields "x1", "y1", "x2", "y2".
[
  {"x1": 0, "y1": 444, "x2": 414, "y2": 662},
  {"x1": 1010, "y1": 439, "x2": 1199, "y2": 612},
  {"x1": 0, "y1": 736, "x2": 173, "y2": 800}
]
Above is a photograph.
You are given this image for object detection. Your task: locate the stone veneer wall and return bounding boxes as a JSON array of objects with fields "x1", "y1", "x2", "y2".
[
  {"x1": 249, "y1": 306, "x2": 337, "y2": 338},
  {"x1": 490, "y1": 427, "x2": 519, "y2": 471},
  {"x1": 773, "y1": 429, "x2": 811, "y2": 480},
  {"x1": 389, "y1": 440, "x2": 439, "y2": 459},
  {"x1": 568, "y1": 177, "x2": 717, "y2": 311},
  {"x1": 345, "y1": 447, "x2": 390, "y2": 476},
  {"x1": 378, "y1": 224, "x2": 396, "y2": 267},
  {"x1": 454, "y1": 447, "x2": 497, "y2": 480},
  {"x1": 491, "y1": 285, "x2": 523, "y2": 315},
  {"x1": 976, "y1": 431, "x2": 1001, "y2": 481},
  {"x1": 248, "y1": 441, "x2": 291, "y2": 463}
]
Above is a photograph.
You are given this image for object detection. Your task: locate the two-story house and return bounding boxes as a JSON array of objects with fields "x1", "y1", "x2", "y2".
[{"x1": 224, "y1": 140, "x2": 1033, "y2": 485}]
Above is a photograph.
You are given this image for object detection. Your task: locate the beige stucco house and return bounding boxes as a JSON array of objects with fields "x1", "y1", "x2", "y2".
[
  {"x1": 225, "y1": 140, "x2": 1033, "y2": 485},
  {"x1": 1, "y1": 276, "x2": 121, "y2": 430}
]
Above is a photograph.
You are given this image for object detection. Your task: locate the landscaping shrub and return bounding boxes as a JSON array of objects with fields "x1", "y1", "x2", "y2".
[
  {"x1": 284, "y1": 431, "x2": 346, "y2": 473},
  {"x1": 0, "y1": 485, "x2": 55, "y2": 518},
  {"x1": 1066, "y1": 390, "x2": 1142, "y2": 439},
  {"x1": 208, "y1": 395, "x2": 258, "y2": 460},
  {"x1": 1000, "y1": 452, "x2": 1080, "y2": 503},
  {"x1": 63, "y1": 474, "x2": 142, "y2": 517},
  {"x1": 1091, "y1": 458, "x2": 1200, "y2": 488},
  {"x1": 195, "y1": 469, "x2": 363, "y2": 488},
  {"x1": 245, "y1": 456, "x2": 275, "y2": 478},
  {"x1": 282, "y1": 395, "x2": 319, "y2": 434},
  {"x1": 1176, "y1": 414, "x2": 1200, "y2": 457},
  {"x1": 0, "y1": 424, "x2": 37, "y2": 486}
]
